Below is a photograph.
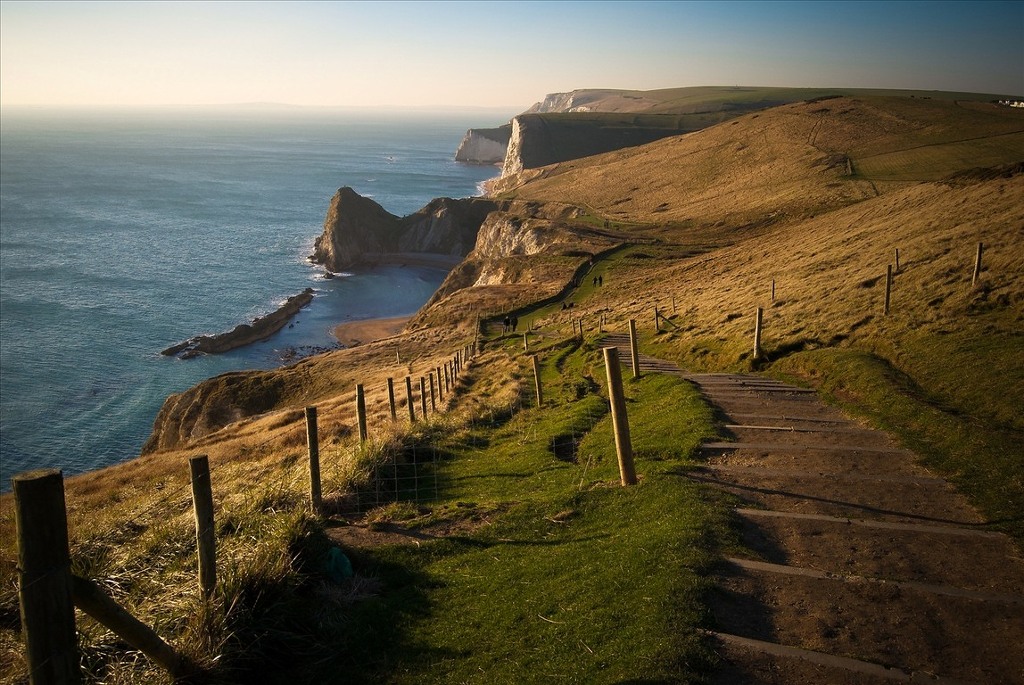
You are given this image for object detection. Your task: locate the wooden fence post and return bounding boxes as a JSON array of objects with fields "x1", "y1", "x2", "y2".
[
  {"x1": 396, "y1": 346, "x2": 402, "y2": 364},
  {"x1": 13, "y1": 469, "x2": 80, "y2": 685},
  {"x1": 444, "y1": 363, "x2": 450, "y2": 393},
  {"x1": 387, "y1": 378, "x2": 397, "y2": 421},
  {"x1": 436, "y1": 365, "x2": 444, "y2": 400},
  {"x1": 429, "y1": 373, "x2": 437, "y2": 412},
  {"x1": 753, "y1": 307, "x2": 764, "y2": 360},
  {"x1": 419, "y1": 377, "x2": 428, "y2": 418},
  {"x1": 356, "y1": 384, "x2": 368, "y2": 442},
  {"x1": 972, "y1": 242, "x2": 984, "y2": 285},
  {"x1": 305, "y1": 407, "x2": 321, "y2": 513},
  {"x1": 884, "y1": 264, "x2": 893, "y2": 316},
  {"x1": 405, "y1": 376, "x2": 416, "y2": 423},
  {"x1": 628, "y1": 318, "x2": 641, "y2": 380},
  {"x1": 602, "y1": 348, "x2": 637, "y2": 486},
  {"x1": 189, "y1": 455, "x2": 216, "y2": 600},
  {"x1": 532, "y1": 354, "x2": 543, "y2": 407}
]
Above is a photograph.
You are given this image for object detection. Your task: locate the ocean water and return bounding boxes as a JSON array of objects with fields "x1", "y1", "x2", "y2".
[{"x1": 0, "y1": 107, "x2": 507, "y2": 488}]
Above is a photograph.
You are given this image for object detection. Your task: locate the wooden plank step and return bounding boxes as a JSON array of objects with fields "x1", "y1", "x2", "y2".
[
  {"x1": 693, "y1": 465, "x2": 945, "y2": 485},
  {"x1": 696, "y1": 384, "x2": 816, "y2": 393},
  {"x1": 726, "y1": 412, "x2": 854, "y2": 425},
  {"x1": 725, "y1": 557, "x2": 1024, "y2": 605},
  {"x1": 724, "y1": 424, "x2": 878, "y2": 434},
  {"x1": 702, "y1": 442, "x2": 911, "y2": 454},
  {"x1": 709, "y1": 631, "x2": 972, "y2": 684},
  {"x1": 735, "y1": 508, "x2": 1005, "y2": 539}
]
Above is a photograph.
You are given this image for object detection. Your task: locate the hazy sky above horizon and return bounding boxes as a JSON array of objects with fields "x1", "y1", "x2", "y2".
[{"x1": 2, "y1": 1, "x2": 1021, "y2": 112}]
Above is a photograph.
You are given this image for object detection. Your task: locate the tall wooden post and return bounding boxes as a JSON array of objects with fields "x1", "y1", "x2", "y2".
[
  {"x1": 753, "y1": 307, "x2": 764, "y2": 360},
  {"x1": 396, "y1": 346, "x2": 402, "y2": 364},
  {"x1": 13, "y1": 469, "x2": 80, "y2": 685},
  {"x1": 532, "y1": 354, "x2": 543, "y2": 407},
  {"x1": 602, "y1": 348, "x2": 637, "y2": 486},
  {"x1": 387, "y1": 378, "x2": 397, "y2": 421},
  {"x1": 884, "y1": 264, "x2": 893, "y2": 316},
  {"x1": 972, "y1": 242, "x2": 984, "y2": 285},
  {"x1": 189, "y1": 455, "x2": 216, "y2": 600},
  {"x1": 429, "y1": 373, "x2": 436, "y2": 412},
  {"x1": 419, "y1": 377, "x2": 428, "y2": 418},
  {"x1": 356, "y1": 384, "x2": 368, "y2": 442},
  {"x1": 405, "y1": 376, "x2": 416, "y2": 423},
  {"x1": 444, "y1": 363, "x2": 450, "y2": 393},
  {"x1": 654, "y1": 306, "x2": 661, "y2": 332},
  {"x1": 628, "y1": 319, "x2": 640, "y2": 380},
  {"x1": 436, "y1": 365, "x2": 444, "y2": 401},
  {"x1": 305, "y1": 407, "x2": 321, "y2": 513}
]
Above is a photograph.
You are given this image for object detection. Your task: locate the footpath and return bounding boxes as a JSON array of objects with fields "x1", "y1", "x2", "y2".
[{"x1": 603, "y1": 333, "x2": 1024, "y2": 685}]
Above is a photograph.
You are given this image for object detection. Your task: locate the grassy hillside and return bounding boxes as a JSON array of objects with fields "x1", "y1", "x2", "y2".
[
  {"x1": 485, "y1": 95, "x2": 1024, "y2": 540},
  {"x1": 507, "y1": 87, "x2": 1021, "y2": 175},
  {"x1": 2, "y1": 93, "x2": 1021, "y2": 683},
  {"x1": 534, "y1": 86, "x2": 1018, "y2": 115}
]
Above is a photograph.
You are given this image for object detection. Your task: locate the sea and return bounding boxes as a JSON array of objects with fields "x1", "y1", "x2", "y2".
[{"x1": 0, "y1": 106, "x2": 511, "y2": 489}]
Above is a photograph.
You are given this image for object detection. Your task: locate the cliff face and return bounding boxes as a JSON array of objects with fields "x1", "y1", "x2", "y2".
[
  {"x1": 143, "y1": 369, "x2": 293, "y2": 453},
  {"x1": 501, "y1": 118, "x2": 530, "y2": 177},
  {"x1": 523, "y1": 89, "x2": 663, "y2": 114},
  {"x1": 310, "y1": 187, "x2": 499, "y2": 272},
  {"x1": 501, "y1": 113, "x2": 693, "y2": 178},
  {"x1": 397, "y1": 197, "x2": 500, "y2": 256},
  {"x1": 411, "y1": 201, "x2": 623, "y2": 325},
  {"x1": 454, "y1": 125, "x2": 512, "y2": 165}
]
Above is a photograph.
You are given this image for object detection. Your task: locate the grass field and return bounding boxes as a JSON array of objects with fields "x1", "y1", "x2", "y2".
[{"x1": 2, "y1": 91, "x2": 1022, "y2": 683}]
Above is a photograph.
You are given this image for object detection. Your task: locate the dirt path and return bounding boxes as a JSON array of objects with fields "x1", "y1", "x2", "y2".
[{"x1": 603, "y1": 335, "x2": 1024, "y2": 684}]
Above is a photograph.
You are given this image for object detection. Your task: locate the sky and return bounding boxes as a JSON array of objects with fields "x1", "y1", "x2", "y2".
[{"x1": 1, "y1": 1, "x2": 1021, "y2": 110}]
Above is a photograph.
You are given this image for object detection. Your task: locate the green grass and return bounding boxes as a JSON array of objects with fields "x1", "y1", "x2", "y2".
[
  {"x1": 11, "y1": 341, "x2": 726, "y2": 684},
  {"x1": 317, "y1": 345, "x2": 727, "y2": 684}
]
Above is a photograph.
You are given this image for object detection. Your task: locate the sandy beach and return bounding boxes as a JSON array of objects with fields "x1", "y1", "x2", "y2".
[{"x1": 332, "y1": 315, "x2": 411, "y2": 347}]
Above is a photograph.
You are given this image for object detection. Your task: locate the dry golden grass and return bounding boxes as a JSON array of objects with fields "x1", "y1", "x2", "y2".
[
  {"x1": 495, "y1": 97, "x2": 1023, "y2": 227},
  {"x1": 2, "y1": 92, "x2": 1021, "y2": 682}
]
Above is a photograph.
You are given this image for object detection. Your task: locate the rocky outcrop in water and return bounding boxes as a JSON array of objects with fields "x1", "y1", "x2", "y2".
[
  {"x1": 310, "y1": 187, "x2": 500, "y2": 272},
  {"x1": 161, "y1": 288, "x2": 315, "y2": 359}
]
